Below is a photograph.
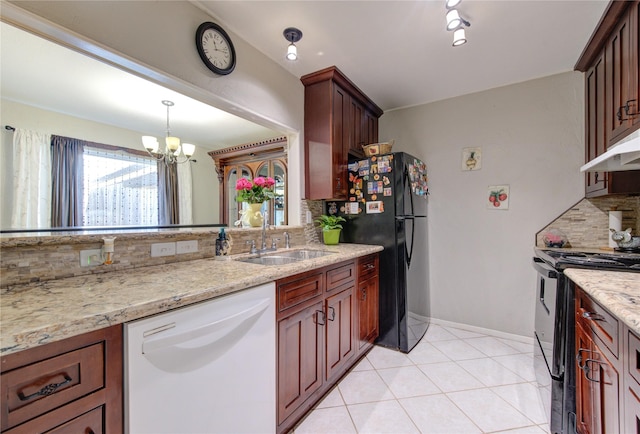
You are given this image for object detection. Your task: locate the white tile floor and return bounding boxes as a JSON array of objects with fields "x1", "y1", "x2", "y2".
[{"x1": 293, "y1": 324, "x2": 549, "y2": 434}]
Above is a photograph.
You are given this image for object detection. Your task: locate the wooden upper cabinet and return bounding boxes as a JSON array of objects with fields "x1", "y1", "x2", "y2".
[
  {"x1": 576, "y1": 0, "x2": 640, "y2": 197},
  {"x1": 301, "y1": 66, "x2": 383, "y2": 200}
]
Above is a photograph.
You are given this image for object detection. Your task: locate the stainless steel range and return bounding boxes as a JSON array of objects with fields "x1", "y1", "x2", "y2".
[{"x1": 532, "y1": 249, "x2": 640, "y2": 434}]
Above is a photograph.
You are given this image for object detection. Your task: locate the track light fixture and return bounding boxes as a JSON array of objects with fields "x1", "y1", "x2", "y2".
[
  {"x1": 444, "y1": 0, "x2": 470, "y2": 46},
  {"x1": 445, "y1": 0, "x2": 462, "y2": 9},
  {"x1": 283, "y1": 27, "x2": 303, "y2": 61}
]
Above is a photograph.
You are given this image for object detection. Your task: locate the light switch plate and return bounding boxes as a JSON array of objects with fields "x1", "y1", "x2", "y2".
[
  {"x1": 80, "y1": 249, "x2": 104, "y2": 267},
  {"x1": 151, "y1": 242, "x2": 176, "y2": 257},
  {"x1": 176, "y1": 240, "x2": 198, "y2": 254}
]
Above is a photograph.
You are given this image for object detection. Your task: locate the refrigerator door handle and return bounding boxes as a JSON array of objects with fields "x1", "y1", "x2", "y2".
[
  {"x1": 403, "y1": 165, "x2": 415, "y2": 216},
  {"x1": 405, "y1": 215, "x2": 415, "y2": 269}
]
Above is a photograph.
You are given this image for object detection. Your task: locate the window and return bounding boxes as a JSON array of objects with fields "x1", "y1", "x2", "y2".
[{"x1": 82, "y1": 147, "x2": 159, "y2": 226}]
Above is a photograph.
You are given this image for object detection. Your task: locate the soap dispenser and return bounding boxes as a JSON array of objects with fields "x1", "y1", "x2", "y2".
[{"x1": 215, "y1": 229, "x2": 229, "y2": 256}]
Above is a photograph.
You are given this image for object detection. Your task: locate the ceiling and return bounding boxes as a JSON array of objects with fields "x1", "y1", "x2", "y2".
[
  {"x1": 1, "y1": 1, "x2": 609, "y2": 150},
  {"x1": 198, "y1": 0, "x2": 609, "y2": 111}
]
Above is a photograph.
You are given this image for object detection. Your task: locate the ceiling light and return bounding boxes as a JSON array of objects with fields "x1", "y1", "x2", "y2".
[
  {"x1": 445, "y1": 0, "x2": 462, "y2": 9},
  {"x1": 283, "y1": 27, "x2": 303, "y2": 61},
  {"x1": 142, "y1": 100, "x2": 195, "y2": 165},
  {"x1": 446, "y1": 9, "x2": 462, "y2": 30},
  {"x1": 453, "y1": 28, "x2": 467, "y2": 46}
]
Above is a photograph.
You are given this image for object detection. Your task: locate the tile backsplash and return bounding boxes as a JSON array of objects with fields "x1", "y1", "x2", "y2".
[
  {"x1": 1, "y1": 226, "x2": 308, "y2": 290},
  {"x1": 536, "y1": 195, "x2": 640, "y2": 248}
]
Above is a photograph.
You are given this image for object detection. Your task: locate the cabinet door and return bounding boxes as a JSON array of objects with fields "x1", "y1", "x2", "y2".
[
  {"x1": 331, "y1": 84, "x2": 348, "y2": 199},
  {"x1": 358, "y1": 276, "x2": 379, "y2": 352},
  {"x1": 325, "y1": 287, "x2": 355, "y2": 381},
  {"x1": 277, "y1": 300, "x2": 324, "y2": 425},
  {"x1": 592, "y1": 346, "x2": 621, "y2": 434},
  {"x1": 585, "y1": 55, "x2": 608, "y2": 197},
  {"x1": 364, "y1": 111, "x2": 379, "y2": 146},
  {"x1": 607, "y1": 7, "x2": 634, "y2": 143},
  {"x1": 632, "y1": 1, "x2": 640, "y2": 128},
  {"x1": 626, "y1": 387, "x2": 640, "y2": 434},
  {"x1": 349, "y1": 97, "x2": 365, "y2": 156},
  {"x1": 576, "y1": 321, "x2": 596, "y2": 434}
]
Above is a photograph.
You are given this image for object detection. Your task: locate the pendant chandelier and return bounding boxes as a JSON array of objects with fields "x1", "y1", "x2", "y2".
[{"x1": 142, "y1": 100, "x2": 195, "y2": 164}]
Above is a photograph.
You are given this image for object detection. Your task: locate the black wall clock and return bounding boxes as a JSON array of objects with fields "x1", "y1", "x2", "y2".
[{"x1": 195, "y1": 22, "x2": 236, "y2": 75}]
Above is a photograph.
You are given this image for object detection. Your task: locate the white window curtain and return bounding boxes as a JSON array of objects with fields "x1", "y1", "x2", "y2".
[
  {"x1": 82, "y1": 147, "x2": 158, "y2": 226},
  {"x1": 177, "y1": 161, "x2": 193, "y2": 225},
  {"x1": 11, "y1": 129, "x2": 52, "y2": 229}
]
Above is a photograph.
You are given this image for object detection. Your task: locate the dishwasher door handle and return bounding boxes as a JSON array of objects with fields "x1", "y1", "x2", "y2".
[{"x1": 142, "y1": 297, "x2": 270, "y2": 354}]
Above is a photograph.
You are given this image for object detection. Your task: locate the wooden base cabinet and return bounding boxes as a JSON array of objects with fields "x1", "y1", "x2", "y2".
[
  {"x1": 0, "y1": 325, "x2": 123, "y2": 434},
  {"x1": 276, "y1": 255, "x2": 379, "y2": 434},
  {"x1": 575, "y1": 286, "x2": 631, "y2": 434}
]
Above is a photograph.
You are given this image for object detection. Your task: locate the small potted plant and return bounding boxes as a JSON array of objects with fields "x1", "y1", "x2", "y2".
[{"x1": 315, "y1": 214, "x2": 346, "y2": 245}]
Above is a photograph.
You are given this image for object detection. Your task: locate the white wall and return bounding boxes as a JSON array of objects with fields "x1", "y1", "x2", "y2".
[
  {"x1": 380, "y1": 72, "x2": 585, "y2": 337},
  {"x1": 4, "y1": 0, "x2": 304, "y2": 224},
  {"x1": 0, "y1": 100, "x2": 219, "y2": 228}
]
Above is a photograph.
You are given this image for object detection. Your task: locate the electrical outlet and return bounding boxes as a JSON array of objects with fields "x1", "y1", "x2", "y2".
[
  {"x1": 176, "y1": 240, "x2": 198, "y2": 255},
  {"x1": 80, "y1": 249, "x2": 104, "y2": 267},
  {"x1": 306, "y1": 210, "x2": 313, "y2": 224},
  {"x1": 151, "y1": 242, "x2": 176, "y2": 257}
]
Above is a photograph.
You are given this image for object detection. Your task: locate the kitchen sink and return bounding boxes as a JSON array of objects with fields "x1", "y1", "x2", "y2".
[
  {"x1": 270, "y1": 249, "x2": 335, "y2": 260},
  {"x1": 236, "y1": 249, "x2": 335, "y2": 266},
  {"x1": 238, "y1": 256, "x2": 300, "y2": 266}
]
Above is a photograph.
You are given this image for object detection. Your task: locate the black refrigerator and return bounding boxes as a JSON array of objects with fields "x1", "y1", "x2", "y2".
[{"x1": 328, "y1": 151, "x2": 430, "y2": 353}]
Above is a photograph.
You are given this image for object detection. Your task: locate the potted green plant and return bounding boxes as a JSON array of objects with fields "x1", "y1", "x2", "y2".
[{"x1": 315, "y1": 214, "x2": 346, "y2": 245}]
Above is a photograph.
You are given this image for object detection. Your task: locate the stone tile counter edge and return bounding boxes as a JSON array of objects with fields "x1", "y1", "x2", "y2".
[
  {"x1": 564, "y1": 268, "x2": 640, "y2": 336},
  {"x1": 1, "y1": 244, "x2": 382, "y2": 355}
]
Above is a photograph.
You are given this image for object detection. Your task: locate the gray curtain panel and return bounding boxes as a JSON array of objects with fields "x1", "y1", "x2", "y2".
[
  {"x1": 157, "y1": 162, "x2": 180, "y2": 225},
  {"x1": 50, "y1": 135, "x2": 85, "y2": 227}
]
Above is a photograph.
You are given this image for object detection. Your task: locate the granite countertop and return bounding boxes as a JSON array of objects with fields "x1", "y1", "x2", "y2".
[
  {"x1": 0, "y1": 243, "x2": 382, "y2": 356},
  {"x1": 564, "y1": 268, "x2": 640, "y2": 336}
]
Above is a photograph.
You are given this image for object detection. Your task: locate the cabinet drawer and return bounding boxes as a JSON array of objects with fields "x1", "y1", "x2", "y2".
[
  {"x1": 577, "y1": 289, "x2": 620, "y2": 357},
  {"x1": 326, "y1": 262, "x2": 355, "y2": 293},
  {"x1": 357, "y1": 254, "x2": 378, "y2": 280},
  {"x1": 277, "y1": 271, "x2": 324, "y2": 313},
  {"x1": 48, "y1": 405, "x2": 103, "y2": 434},
  {"x1": 1, "y1": 343, "x2": 104, "y2": 431}
]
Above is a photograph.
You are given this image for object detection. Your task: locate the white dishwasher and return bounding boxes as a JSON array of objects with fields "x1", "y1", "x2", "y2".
[{"x1": 124, "y1": 282, "x2": 276, "y2": 434}]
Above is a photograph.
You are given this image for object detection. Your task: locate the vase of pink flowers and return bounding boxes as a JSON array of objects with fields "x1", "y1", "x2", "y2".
[{"x1": 236, "y1": 177, "x2": 276, "y2": 227}]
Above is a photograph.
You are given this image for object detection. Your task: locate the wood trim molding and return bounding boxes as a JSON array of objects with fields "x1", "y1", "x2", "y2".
[{"x1": 207, "y1": 136, "x2": 287, "y2": 159}]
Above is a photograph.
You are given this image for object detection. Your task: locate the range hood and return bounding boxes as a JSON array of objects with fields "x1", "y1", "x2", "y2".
[{"x1": 581, "y1": 130, "x2": 640, "y2": 172}]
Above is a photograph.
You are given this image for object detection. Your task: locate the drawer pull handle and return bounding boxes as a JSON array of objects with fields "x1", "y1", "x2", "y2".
[
  {"x1": 18, "y1": 374, "x2": 72, "y2": 401},
  {"x1": 328, "y1": 306, "x2": 336, "y2": 321},
  {"x1": 365, "y1": 264, "x2": 375, "y2": 270},
  {"x1": 576, "y1": 347, "x2": 592, "y2": 369},
  {"x1": 316, "y1": 310, "x2": 326, "y2": 326},
  {"x1": 582, "y1": 311, "x2": 605, "y2": 322},
  {"x1": 583, "y1": 358, "x2": 608, "y2": 383},
  {"x1": 361, "y1": 287, "x2": 367, "y2": 301}
]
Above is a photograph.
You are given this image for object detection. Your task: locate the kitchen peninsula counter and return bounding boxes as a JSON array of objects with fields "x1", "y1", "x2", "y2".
[
  {"x1": 0, "y1": 243, "x2": 382, "y2": 356},
  {"x1": 564, "y1": 268, "x2": 640, "y2": 336}
]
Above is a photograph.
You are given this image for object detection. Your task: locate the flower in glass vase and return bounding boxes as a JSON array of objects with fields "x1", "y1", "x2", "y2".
[{"x1": 235, "y1": 176, "x2": 276, "y2": 204}]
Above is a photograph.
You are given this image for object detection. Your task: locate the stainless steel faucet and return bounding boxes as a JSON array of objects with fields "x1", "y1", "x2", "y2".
[
  {"x1": 261, "y1": 211, "x2": 269, "y2": 251},
  {"x1": 284, "y1": 232, "x2": 290, "y2": 248}
]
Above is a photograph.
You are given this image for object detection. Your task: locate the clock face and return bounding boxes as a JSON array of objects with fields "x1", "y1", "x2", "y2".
[{"x1": 196, "y1": 22, "x2": 236, "y2": 75}]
